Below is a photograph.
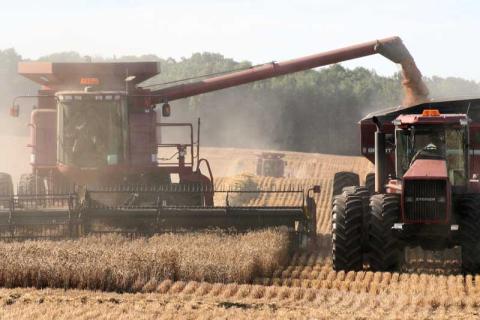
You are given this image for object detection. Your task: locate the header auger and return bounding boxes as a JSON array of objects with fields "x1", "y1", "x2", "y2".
[{"x1": 3, "y1": 37, "x2": 424, "y2": 243}]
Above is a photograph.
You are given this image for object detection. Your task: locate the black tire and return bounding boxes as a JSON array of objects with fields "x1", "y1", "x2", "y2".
[
  {"x1": 341, "y1": 186, "x2": 371, "y2": 262},
  {"x1": 457, "y1": 194, "x2": 480, "y2": 274},
  {"x1": 365, "y1": 172, "x2": 375, "y2": 195},
  {"x1": 0, "y1": 173, "x2": 13, "y2": 208},
  {"x1": 332, "y1": 172, "x2": 359, "y2": 197},
  {"x1": 332, "y1": 192, "x2": 364, "y2": 271},
  {"x1": 342, "y1": 186, "x2": 370, "y2": 225},
  {"x1": 368, "y1": 194, "x2": 401, "y2": 272}
]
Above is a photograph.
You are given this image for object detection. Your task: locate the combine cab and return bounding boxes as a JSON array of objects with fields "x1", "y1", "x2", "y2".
[{"x1": 332, "y1": 101, "x2": 480, "y2": 274}]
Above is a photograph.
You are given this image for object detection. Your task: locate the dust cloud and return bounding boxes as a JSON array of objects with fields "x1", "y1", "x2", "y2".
[
  {"x1": 167, "y1": 87, "x2": 284, "y2": 152},
  {"x1": 0, "y1": 135, "x2": 30, "y2": 185}
]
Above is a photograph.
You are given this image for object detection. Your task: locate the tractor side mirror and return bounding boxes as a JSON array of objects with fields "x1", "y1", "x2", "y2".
[
  {"x1": 162, "y1": 103, "x2": 171, "y2": 117},
  {"x1": 9, "y1": 104, "x2": 19, "y2": 117}
]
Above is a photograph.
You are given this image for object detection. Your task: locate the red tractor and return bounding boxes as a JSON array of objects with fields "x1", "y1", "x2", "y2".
[
  {"x1": 332, "y1": 102, "x2": 480, "y2": 274},
  {"x1": 1, "y1": 36, "x2": 424, "y2": 242}
]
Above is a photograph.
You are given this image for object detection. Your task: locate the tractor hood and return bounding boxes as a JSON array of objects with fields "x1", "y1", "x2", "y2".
[{"x1": 403, "y1": 159, "x2": 448, "y2": 180}]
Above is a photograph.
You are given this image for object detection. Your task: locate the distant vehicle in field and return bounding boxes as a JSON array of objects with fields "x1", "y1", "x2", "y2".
[{"x1": 256, "y1": 152, "x2": 286, "y2": 178}]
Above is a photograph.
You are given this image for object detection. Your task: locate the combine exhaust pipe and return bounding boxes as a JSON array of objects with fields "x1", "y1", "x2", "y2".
[{"x1": 372, "y1": 116, "x2": 386, "y2": 193}]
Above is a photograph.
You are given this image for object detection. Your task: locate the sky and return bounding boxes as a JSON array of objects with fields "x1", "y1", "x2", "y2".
[{"x1": 0, "y1": 0, "x2": 479, "y2": 81}]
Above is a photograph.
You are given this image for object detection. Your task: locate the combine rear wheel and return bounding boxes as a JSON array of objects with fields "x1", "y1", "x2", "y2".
[
  {"x1": 457, "y1": 194, "x2": 480, "y2": 274},
  {"x1": 332, "y1": 172, "x2": 359, "y2": 197},
  {"x1": 332, "y1": 192, "x2": 363, "y2": 271},
  {"x1": 0, "y1": 173, "x2": 13, "y2": 208},
  {"x1": 368, "y1": 194, "x2": 401, "y2": 272}
]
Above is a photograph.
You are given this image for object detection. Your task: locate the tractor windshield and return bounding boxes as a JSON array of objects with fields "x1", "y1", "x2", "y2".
[
  {"x1": 57, "y1": 93, "x2": 127, "y2": 168},
  {"x1": 396, "y1": 125, "x2": 467, "y2": 186}
]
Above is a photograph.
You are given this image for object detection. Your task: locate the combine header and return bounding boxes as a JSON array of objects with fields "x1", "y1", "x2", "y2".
[{"x1": 3, "y1": 36, "x2": 423, "y2": 242}]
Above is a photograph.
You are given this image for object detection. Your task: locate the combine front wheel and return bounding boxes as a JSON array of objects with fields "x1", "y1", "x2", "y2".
[
  {"x1": 368, "y1": 194, "x2": 401, "y2": 272},
  {"x1": 332, "y1": 192, "x2": 363, "y2": 271},
  {"x1": 457, "y1": 194, "x2": 480, "y2": 274}
]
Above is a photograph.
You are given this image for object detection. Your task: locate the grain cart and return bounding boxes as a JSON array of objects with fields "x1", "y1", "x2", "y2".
[
  {"x1": 2, "y1": 36, "x2": 422, "y2": 241},
  {"x1": 332, "y1": 100, "x2": 480, "y2": 274}
]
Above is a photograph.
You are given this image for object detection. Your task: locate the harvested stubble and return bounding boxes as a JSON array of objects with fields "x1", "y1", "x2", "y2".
[
  {"x1": 0, "y1": 229, "x2": 289, "y2": 291},
  {"x1": 3, "y1": 285, "x2": 480, "y2": 320}
]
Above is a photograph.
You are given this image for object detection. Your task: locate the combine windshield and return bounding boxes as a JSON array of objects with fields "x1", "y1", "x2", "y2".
[
  {"x1": 396, "y1": 125, "x2": 467, "y2": 186},
  {"x1": 57, "y1": 93, "x2": 127, "y2": 168}
]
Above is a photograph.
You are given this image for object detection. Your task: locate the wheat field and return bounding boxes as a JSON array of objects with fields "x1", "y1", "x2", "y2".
[
  {"x1": 1, "y1": 147, "x2": 478, "y2": 319},
  {"x1": 0, "y1": 230, "x2": 289, "y2": 290}
]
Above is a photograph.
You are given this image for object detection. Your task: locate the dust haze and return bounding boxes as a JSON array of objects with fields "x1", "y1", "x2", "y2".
[
  {"x1": 0, "y1": 135, "x2": 30, "y2": 185},
  {"x1": 166, "y1": 85, "x2": 285, "y2": 152}
]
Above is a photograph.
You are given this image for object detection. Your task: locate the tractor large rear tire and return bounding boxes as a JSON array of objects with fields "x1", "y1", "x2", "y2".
[
  {"x1": 332, "y1": 172, "x2": 359, "y2": 197},
  {"x1": 457, "y1": 194, "x2": 480, "y2": 274},
  {"x1": 365, "y1": 172, "x2": 375, "y2": 195},
  {"x1": 368, "y1": 194, "x2": 401, "y2": 272},
  {"x1": 0, "y1": 173, "x2": 13, "y2": 208},
  {"x1": 332, "y1": 192, "x2": 364, "y2": 271},
  {"x1": 343, "y1": 186, "x2": 371, "y2": 258}
]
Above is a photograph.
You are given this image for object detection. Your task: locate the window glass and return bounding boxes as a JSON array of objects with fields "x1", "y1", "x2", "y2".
[
  {"x1": 395, "y1": 125, "x2": 466, "y2": 186},
  {"x1": 58, "y1": 96, "x2": 126, "y2": 168}
]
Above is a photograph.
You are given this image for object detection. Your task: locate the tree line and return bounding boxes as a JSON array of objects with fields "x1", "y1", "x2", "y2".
[{"x1": 1, "y1": 48, "x2": 480, "y2": 155}]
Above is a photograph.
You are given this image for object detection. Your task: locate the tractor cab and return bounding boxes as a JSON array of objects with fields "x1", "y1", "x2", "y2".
[
  {"x1": 393, "y1": 109, "x2": 469, "y2": 188},
  {"x1": 335, "y1": 102, "x2": 480, "y2": 274}
]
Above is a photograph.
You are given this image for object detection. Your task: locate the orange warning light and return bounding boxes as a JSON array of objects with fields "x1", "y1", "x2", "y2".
[
  {"x1": 80, "y1": 77, "x2": 100, "y2": 85},
  {"x1": 421, "y1": 109, "x2": 441, "y2": 117}
]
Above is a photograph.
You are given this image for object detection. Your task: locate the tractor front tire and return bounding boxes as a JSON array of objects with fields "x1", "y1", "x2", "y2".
[
  {"x1": 368, "y1": 194, "x2": 401, "y2": 272},
  {"x1": 332, "y1": 192, "x2": 364, "y2": 271},
  {"x1": 457, "y1": 194, "x2": 480, "y2": 274},
  {"x1": 332, "y1": 172, "x2": 360, "y2": 197}
]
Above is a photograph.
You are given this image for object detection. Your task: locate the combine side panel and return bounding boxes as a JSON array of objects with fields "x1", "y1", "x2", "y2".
[{"x1": 30, "y1": 109, "x2": 57, "y2": 168}]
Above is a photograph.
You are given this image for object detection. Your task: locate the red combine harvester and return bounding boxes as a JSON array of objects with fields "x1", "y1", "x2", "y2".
[
  {"x1": 332, "y1": 99, "x2": 480, "y2": 274},
  {"x1": 2, "y1": 37, "x2": 422, "y2": 243}
]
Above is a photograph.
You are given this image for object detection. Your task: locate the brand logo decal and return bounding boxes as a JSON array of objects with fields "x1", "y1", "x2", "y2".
[{"x1": 415, "y1": 197, "x2": 436, "y2": 202}]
